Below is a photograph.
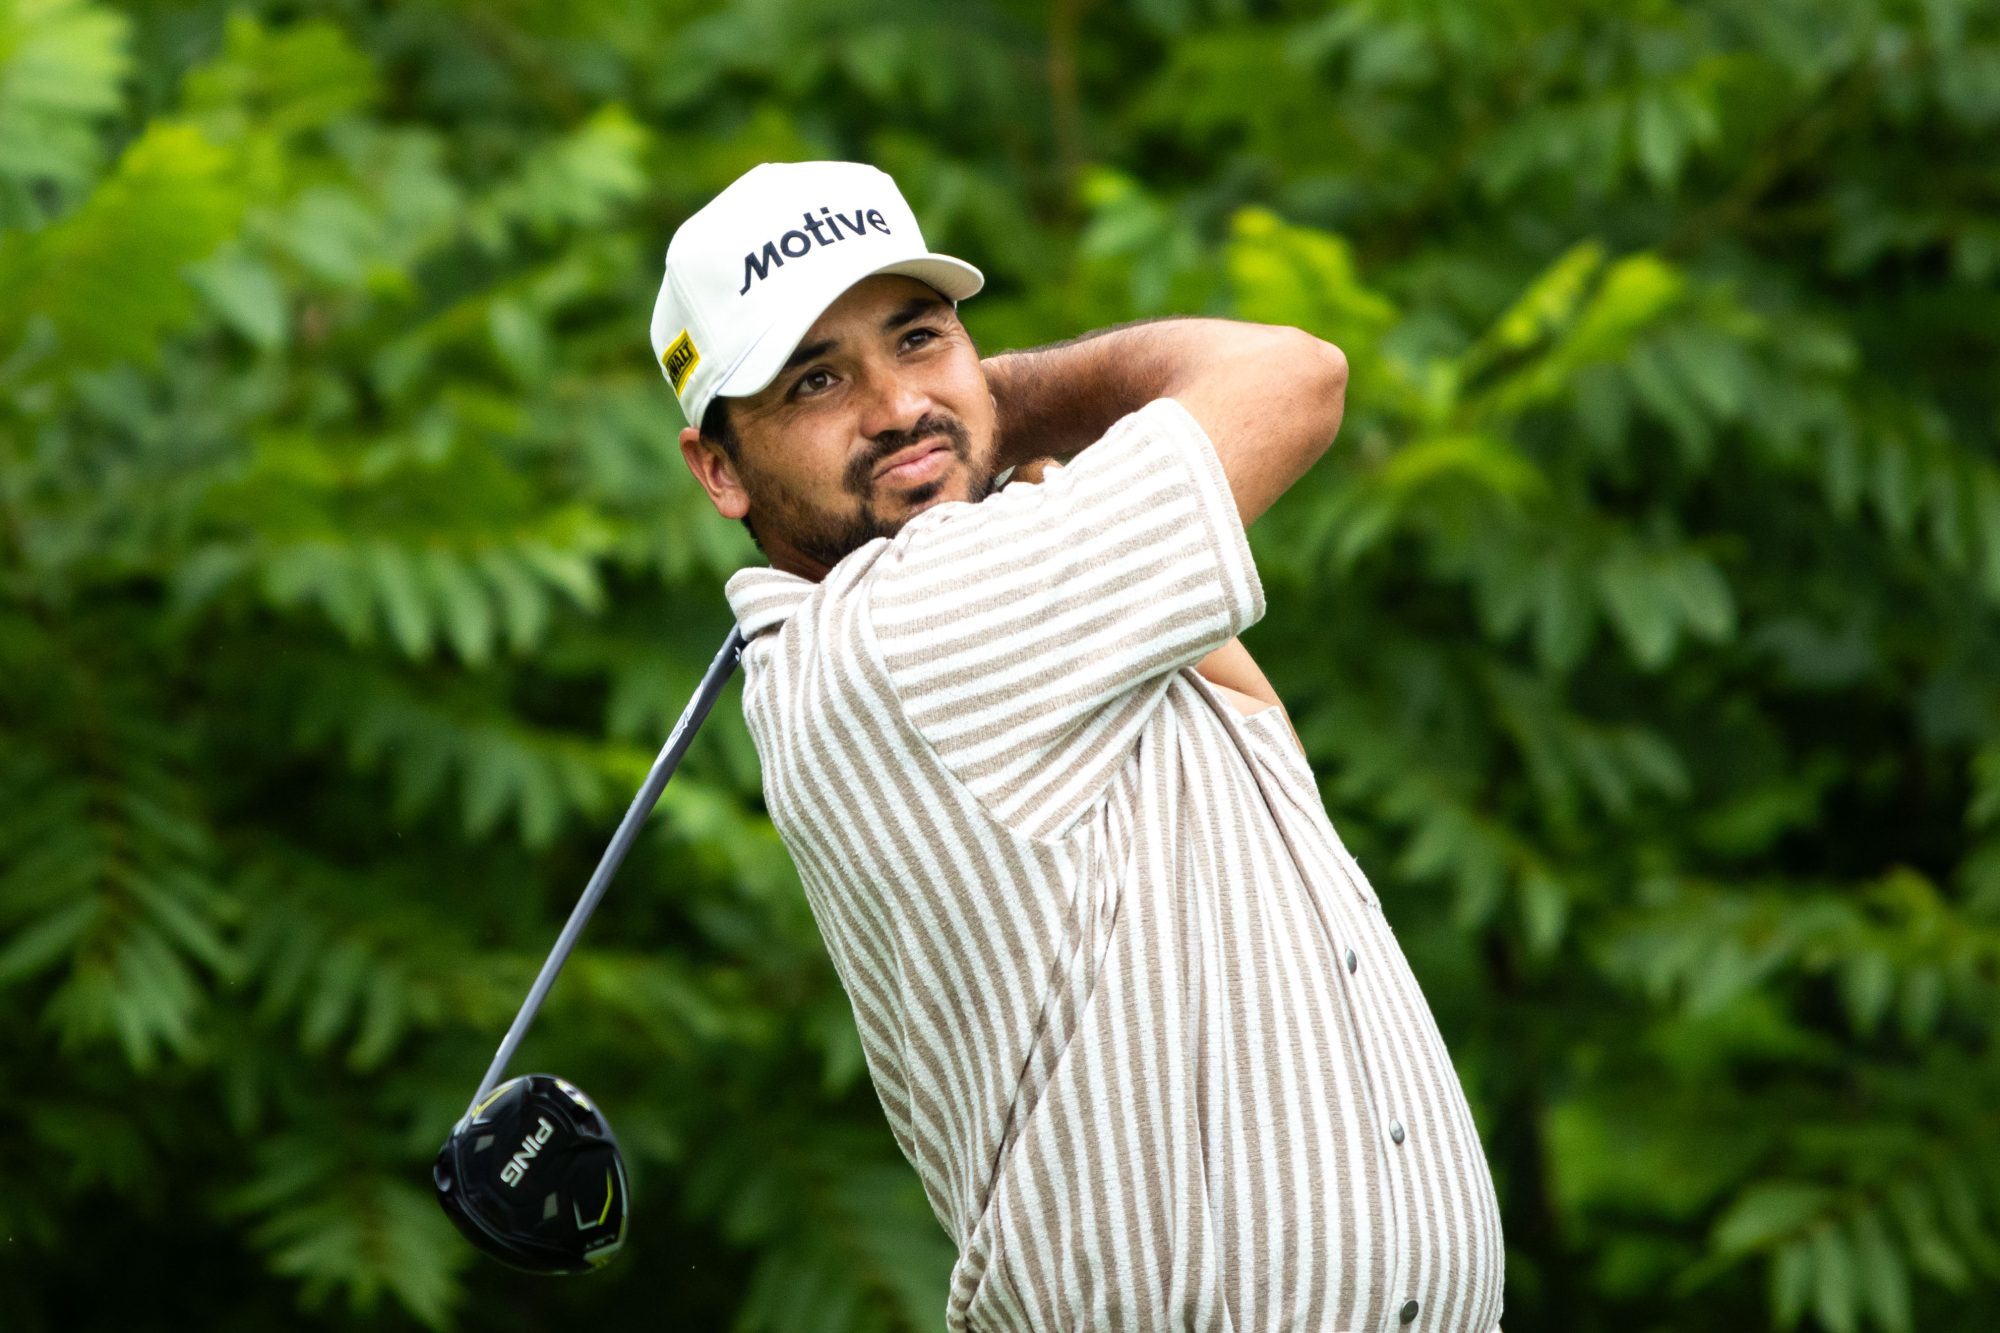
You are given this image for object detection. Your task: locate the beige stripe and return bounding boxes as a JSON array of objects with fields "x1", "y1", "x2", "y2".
[
  {"x1": 764, "y1": 686, "x2": 997, "y2": 1209},
  {"x1": 875, "y1": 495, "x2": 1206, "y2": 645},
  {"x1": 915, "y1": 600, "x2": 1223, "y2": 764},
  {"x1": 874, "y1": 478, "x2": 1201, "y2": 628},
  {"x1": 884, "y1": 556, "x2": 1222, "y2": 703},
  {"x1": 837, "y1": 637, "x2": 1093, "y2": 1235}
]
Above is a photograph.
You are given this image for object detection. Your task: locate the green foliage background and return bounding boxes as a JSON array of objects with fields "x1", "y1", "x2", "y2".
[{"x1": 2, "y1": 0, "x2": 1997, "y2": 1328}]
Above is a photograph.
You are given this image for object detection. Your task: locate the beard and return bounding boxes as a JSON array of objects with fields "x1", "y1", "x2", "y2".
[{"x1": 742, "y1": 412, "x2": 1000, "y2": 570}]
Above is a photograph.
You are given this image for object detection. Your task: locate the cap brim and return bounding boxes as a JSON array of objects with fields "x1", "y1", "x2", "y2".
[{"x1": 713, "y1": 253, "x2": 985, "y2": 403}]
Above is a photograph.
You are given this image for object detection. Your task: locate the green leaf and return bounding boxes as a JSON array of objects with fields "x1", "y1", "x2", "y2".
[
  {"x1": 1481, "y1": 240, "x2": 1604, "y2": 357},
  {"x1": 1714, "y1": 1182, "x2": 1835, "y2": 1253},
  {"x1": 188, "y1": 244, "x2": 288, "y2": 349},
  {"x1": 281, "y1": 186, "x2": 385, "y2": 285},
  {"x1": 1973, "y1": 469, "x2": 2000, "y2": 598},
  {"x1": 1633, "y1": 90, "x2": 1684, "y2": 190},
  {"x1": 179, "y1": 14, "x2": 377, "y2": 142},
  {"x1": 1481, "y1": 250, "x2": 1687, "y2": 418},
  {"x1": 363, "y1": 544, "x2": 433, "y2": 657},
  {"x1": 1566, "y1": 254, "x2": 1687, "y2": 360},
  {"x1": 1851, "y1": 1210, "x2": 1914, "y2": 1332},
  {"x1": 1811, "y1": 1223, "x2": 1859, "y2": 1333},
  {"x1": 1888, "y1": 1181, "x2": 1972, "y2": 1288},
  {"x1": 232, "y1": 1144, "x2": 468, "y2": 1327},
  {"x1": 475, "y1": 103, "x2": 650, "y2": 241},
  {"x1": 0, "y1": 0, "x2": 130, "y2": 206},
  {"x1": 1519, "y1": 866, "x2": 1569, "y2": 958},
  {"x1": 345, "y1": 967, "x2": 406, "y2": 1070},
  {"x1": 459, "y1": 737, "x2": 518, "y2": 839},
  {"x1": 1839, "y1": 949, "x2": 1894, "y2": 1034},
  {"x1": 1597, "y1": 546, "x2": 1677, "y2": 668},
  {"x1": 128, "y1": 873, "x2": 235, "y2": 974},
  {"x1": 1664, "y1": 552, "x2": 1736, "y2": 643},
  {"x1": 0, "y1": 897, "x2": 101, "y2": 983},
  {"x1": 0, "y1": 119, "x2": 242, "y2": 369},
  {"x1": 1773, "y1": 1238, "x2": 1812, "y2": 1328},
  {"x1": 1376, "y1": 433, "x2": 1548, "y2": 506},
  {"x1": 518, "y1": 543, "x2": 605, "y2": 613},
  {"x1": 1896, "y1": 965, "x2": 1945, "y2": 1039},
  {"x1": 1970, "y1": 747, "x2": 2000, "y2": 829},
  {"x1": 1532, "y1": 557, "x2": 1595, "y2": 672},
  {"x1": 486, "y1": 297, "x2": 550, "y2": 383},
  {"x1": 300, "y1": 938, "x2": 367, "y2": 1052},
  {"x1": 475, "y1": 547, "x2": 551, "y2": 652},
  {"x1": 1226, "y1": 206, "x2": 1399, "y2": 353},
  {"x1": 421, "y1": 547, "x2": 496, "y2": 666}
]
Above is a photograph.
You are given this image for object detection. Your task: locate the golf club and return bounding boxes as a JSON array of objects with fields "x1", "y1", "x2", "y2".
[{"x1": 434, "y1": 625, "x2": 746, "y2": 1274}]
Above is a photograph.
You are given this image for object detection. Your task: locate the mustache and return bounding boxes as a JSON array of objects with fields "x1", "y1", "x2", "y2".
[{"x1": 845, "y1": 413, "x2": 971, "y2": 494}]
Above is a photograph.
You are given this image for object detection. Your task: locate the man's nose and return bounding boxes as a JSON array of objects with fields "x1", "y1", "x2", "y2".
[{"x1": 855, "y1": 367, "x2": 931, "y2": 438}]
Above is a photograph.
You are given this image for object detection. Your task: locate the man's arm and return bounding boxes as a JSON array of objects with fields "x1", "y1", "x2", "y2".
[
  {"x1": 1193, "y1": 636, "x2": 1307, "y2": 754},
  {"x1": 981, "y1": 317, "x2": 1348, "y2": 525},
  {"x1": 1003, "y1": 452, "x2": 1307, "y2": 753},
  {"x1": 1192, "y1": 636, "x2": 1281, "y2": 710}
]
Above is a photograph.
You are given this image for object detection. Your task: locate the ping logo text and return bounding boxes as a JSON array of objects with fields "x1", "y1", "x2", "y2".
[{"x1": 499, "y1": 1116, "x2": 555, "y2": 1188}]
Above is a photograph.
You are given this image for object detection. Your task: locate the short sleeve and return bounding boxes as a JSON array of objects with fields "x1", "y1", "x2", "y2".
[{"x1": 866, "y1": 396, "x2": 1265, "y2": 840}]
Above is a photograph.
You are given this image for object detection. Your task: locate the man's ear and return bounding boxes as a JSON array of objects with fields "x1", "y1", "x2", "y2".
[{"x1": 679, "y1": 426, "x2": 750, "y2": 521}]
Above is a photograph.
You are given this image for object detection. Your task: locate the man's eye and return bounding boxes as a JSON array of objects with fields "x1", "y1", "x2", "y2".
[
  {"x1": 903, "y1": 327, "x2": 938, "y2": 350},
  {"x1": 794, "y1": 369, "x2": 834, "y2": 397}
]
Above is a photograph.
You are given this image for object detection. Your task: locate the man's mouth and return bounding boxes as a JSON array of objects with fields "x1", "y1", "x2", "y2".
[{"x1": 874, "y1": 440, "x2": 954, "y2": 487}]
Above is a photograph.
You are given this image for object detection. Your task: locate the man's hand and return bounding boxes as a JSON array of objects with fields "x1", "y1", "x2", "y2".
[{"x1": 981, "y1": 317, "x2": 1347, "y2": 525}]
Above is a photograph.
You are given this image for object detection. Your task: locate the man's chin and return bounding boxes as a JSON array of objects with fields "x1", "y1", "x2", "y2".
[{"x1": 889, "y1": 481, "x2": 947, "y2": 511}]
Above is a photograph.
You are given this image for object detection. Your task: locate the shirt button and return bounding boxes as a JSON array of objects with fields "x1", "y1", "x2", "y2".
[
  {"x1": 1345, "y1": 948, "x2": 1358, "y2": 973},
  {"x1": 1400, "y1": 1298, "x2": 1420, "y2": 1323},
  {"x1": 1390, "y1": 1120, "x2": 1405, "y2": 1144}
]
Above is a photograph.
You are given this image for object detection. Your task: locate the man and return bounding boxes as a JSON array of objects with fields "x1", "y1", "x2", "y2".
[{"x1": 651, "y1": 160, "x2": 1505, "y2": 1333}]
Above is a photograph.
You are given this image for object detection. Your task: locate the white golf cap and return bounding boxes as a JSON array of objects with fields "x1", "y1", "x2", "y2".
[{"x1": 649, "y1": 161, "x2": 984, "y2": 431}]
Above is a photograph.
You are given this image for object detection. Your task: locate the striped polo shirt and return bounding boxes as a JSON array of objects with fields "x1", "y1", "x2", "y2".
[{"x1": 723, "y1": 398, "x2": 1505, "y2": 1333}]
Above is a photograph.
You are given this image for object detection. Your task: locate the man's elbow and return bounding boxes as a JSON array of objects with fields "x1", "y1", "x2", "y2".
[{"x1": 1288, "y1": 330, "x2": 1348, "y2": 454}]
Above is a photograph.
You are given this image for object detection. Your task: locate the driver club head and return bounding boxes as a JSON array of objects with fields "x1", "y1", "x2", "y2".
[{"x1": 434, "y1": 1073, "x2": 628, "y2": 1274}]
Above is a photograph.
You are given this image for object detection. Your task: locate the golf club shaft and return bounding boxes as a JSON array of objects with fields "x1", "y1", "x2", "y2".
[{"x1": 468, "y1": 625, "x2": 746, "y2": 1114}]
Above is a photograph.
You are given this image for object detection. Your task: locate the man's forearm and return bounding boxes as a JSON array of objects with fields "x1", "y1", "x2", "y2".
[
  {"x1": 983, "y1": 318, "x2": 1240, "y2": 469},
  {"x1": 981, "y1": 317, "x2": 1348, "y2": 524}
]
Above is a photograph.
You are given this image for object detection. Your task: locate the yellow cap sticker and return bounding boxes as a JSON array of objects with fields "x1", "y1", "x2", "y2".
[{"x1": 661, "y1": 329, "x2": 700, "y2": 395}]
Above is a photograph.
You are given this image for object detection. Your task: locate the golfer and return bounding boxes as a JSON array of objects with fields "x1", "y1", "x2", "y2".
[{"x1": 652, "y1": 161, "x2": 1505, "y2": 1333}]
